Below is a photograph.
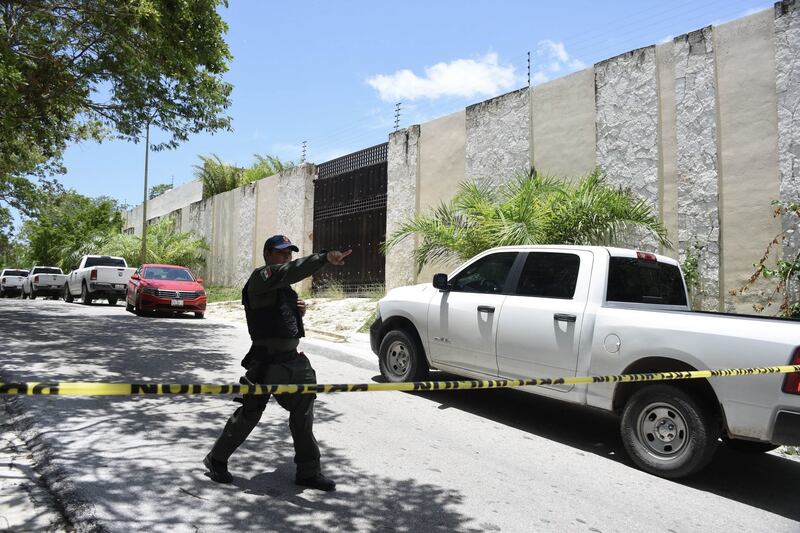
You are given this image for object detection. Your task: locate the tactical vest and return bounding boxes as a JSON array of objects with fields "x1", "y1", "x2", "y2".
[{"x1": 242, "y1": 281, "x2": 305, "y2": 340}]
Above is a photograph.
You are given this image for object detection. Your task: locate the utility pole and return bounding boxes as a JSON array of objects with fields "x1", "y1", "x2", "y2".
[
  {"x1": 394, "y1": 102, "x2": 402, "y2": 132},
  {"x1": 140, "y1": 121, "x2": 150, "y2": 266}
]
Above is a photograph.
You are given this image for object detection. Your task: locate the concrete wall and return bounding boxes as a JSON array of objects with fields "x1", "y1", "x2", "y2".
[
  {"x1": 531, "y1": 68, "x2": 596, "y2": 179},
  {"x1": 656, "y1": 41, "x2": 679, "y2": 259},
  {"x1": 716, "y1": 10, "x2": 782, "y2": 312},
  {"x1": 386, "y1": 126, "x2": 420, "y2": 289},
  {"x1": 417, "y1": 111, "x2": 466, "y2": 283},
  {"x1": 123, "y1": 180, "x2": 203, "y2": 235}
]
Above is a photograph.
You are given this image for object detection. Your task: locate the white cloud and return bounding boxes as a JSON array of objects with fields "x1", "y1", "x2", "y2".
[
  {"x1": 531, "y1": 40, "x2": 586, "y2": 85},
  {"x1": 366, "y1": 53, "x2": 517, "y2": 102}
]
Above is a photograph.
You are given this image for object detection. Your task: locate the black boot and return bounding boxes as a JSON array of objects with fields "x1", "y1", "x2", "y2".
[
  {"x1": 203, "y1": 453, "x2": 233, "y2": 484},
  {"x1": 295, "y1": 472, "x2": 336, "y2": 492}
]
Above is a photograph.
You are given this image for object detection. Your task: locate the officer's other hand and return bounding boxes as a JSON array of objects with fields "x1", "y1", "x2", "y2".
[
  {"x1": 326, "y1": 249, "x2": 352, "y2": 266},
  {"x1": 297, "y1": 298, "x2": 307, "y2": 317}
]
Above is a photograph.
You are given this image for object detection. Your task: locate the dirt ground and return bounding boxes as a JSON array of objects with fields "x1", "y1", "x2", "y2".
[{"x1": 205, "y1": 297, "x2": 377, "y2": 340}]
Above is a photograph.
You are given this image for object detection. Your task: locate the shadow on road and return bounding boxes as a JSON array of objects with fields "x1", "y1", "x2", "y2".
[
  {"x1": 0, "y1": 300, "x2": 482, "y2": 532},
  {"x1": 394, "y1": 370, "x2": 800, "y2": 523}
]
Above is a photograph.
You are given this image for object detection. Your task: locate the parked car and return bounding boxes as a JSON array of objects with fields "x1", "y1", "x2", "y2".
[
  {"x1": 125, "y1": 264, "x2": 207, "y2": 318},
  {"x1": 64, "y1": 255, "x2": 137, "y2": 306},
  {"x1": 22, "y1": 266, "x2": 66, "y2": 299},
  {"x1": 370, "y1": 245, "x2": 800, "y2": 479},
  {"x1": 0, "y1": 268, "x2": 29, "y2": 298}
]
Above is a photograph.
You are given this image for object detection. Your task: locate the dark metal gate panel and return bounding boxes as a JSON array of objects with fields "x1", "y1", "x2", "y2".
[{"x1": 313, "y1": 143, "x2": 387, "y2": 294}]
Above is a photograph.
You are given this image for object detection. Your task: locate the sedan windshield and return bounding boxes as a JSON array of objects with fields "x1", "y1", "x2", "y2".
[{"x1": 143, "y1": 267, "x2": 195, "y2": 282}]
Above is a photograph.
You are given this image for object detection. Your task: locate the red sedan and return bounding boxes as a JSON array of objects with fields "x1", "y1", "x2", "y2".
[{"x1": 126, "y1": 264, "x2": 207, "y2": 318}]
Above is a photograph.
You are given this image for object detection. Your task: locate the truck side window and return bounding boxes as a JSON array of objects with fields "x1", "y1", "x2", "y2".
[
  {"x1": 607, "y1": 257, "x2": 687, "y2": 305},
  {"x1": 515, "y1": 252, "x2": 580, "y2": 299},
  {"x1": 449, "y1": 252, "x2": 517, "y2": 294}
]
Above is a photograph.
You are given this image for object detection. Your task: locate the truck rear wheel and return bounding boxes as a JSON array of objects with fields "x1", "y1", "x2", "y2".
[
  {"x1": 378, "y1": 329, "x2": 429, "y2": 383},
  {"x1": 29, "y1": 290, "x2": 36, "y2": 300},
  {"x1": 107, "y1": 298, "x2": 117, "y2": 306},
  {"x1": 81, "y1": 283, "x2": 92, "y2": 305},
  {"x1": 64, "y1": 284, "x2": 74, "y2": 303},
  {"x1": 621, "y1": 384, "x2": 719, "y2": 479}
]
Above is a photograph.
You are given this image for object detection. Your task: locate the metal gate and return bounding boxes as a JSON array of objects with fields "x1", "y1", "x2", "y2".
[{"x1": 312, "y1": 143, "x2": 387, "y2": 294}]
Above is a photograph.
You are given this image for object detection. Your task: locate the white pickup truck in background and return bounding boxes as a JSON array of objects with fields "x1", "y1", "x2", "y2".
[
  {"x1": 64, "y1": 255, "x2": 137, "y2": 306},
  {"x1": 22, "y1": 266, "x2": 66, "y2": 299},
  {"x1": 0, "y1": 268, "x2": 29, "y2": 298},
  {"x1": 370, "y1": 246, "x2": 800, "y2": 478}
]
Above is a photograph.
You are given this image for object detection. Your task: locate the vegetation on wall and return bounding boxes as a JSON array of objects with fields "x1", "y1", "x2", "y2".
[
  {"x1": 383, "y1": 169, "x2": 671, "y2": 272},
  {"x1": 741, "y1": 200, "x2": 800, "y2": 317},
  {"x1": 196, "y1": 153, "x2": 294, "y2": 199}
]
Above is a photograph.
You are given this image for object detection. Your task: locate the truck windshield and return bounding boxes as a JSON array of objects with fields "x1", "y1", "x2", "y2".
[
  {"x1": 606, "y1": 257, "x2": 687, "y2": 306},
  {"x1": 3, "y1": 270, "x2": 28, "y2": 277},
  {"x1": 84, "y1": 257, "x2": 127, "y2": 268},
  {"x1": 34, "y1": 267, "x2": 62, "y2": 274}
]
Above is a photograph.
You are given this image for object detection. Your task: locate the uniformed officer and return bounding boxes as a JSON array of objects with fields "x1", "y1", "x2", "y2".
[{"x1": 203, "y1": 234, "x2": 352, "y2": 491}]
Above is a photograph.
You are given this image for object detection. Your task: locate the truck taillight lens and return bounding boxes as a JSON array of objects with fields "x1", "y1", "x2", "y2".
[
  {"x1": 782, "y1": 347, "x2": 800, "y2": 395},
  {"x1": 34, "y1": 275, "x2": 39, "y2": 283},
  {"x1": 90, "y1": 269, "x2": 97, "y2": 281}
]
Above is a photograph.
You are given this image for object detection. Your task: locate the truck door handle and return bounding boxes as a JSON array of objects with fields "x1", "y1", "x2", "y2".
[
  {"x1": 477, "y1": 305, "x2": 495, "y2": 313},
  {"x1": 554, "y1": 313, "x2": 577, "y2": 323}
]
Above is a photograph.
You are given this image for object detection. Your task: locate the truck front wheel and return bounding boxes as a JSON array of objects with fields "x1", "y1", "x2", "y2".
[
  {"x1": 64, "y1": 284, "x2": 74, "y2": 303},
  {"x1": 378, "y1": 329, "x2": 429, "y2": 383},
  {"x1": 621, "y1": 384, "x2": 719, "y2": 479}
]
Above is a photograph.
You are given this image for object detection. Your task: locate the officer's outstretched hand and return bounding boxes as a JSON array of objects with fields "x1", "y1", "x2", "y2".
[{"x1": 326, "y1": 249, "x2": 352, "y2": 266}]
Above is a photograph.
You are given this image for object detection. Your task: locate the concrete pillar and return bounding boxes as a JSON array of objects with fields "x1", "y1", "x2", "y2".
[
  {"x1": 674, "y1": 27, "x2": 721, "y2": 311},
  {"x1": 465, "y1": 88, "x2": 530, "y2": 183},
  {"x1": 277, "y1": 163, "x2": 316, "y2": 292},
  {"x1": 386, "y1": 126, "x2": 420, "y2": 290},
  {"x1": 595, "y1": 46, "x2": 660, "y2": 251}
]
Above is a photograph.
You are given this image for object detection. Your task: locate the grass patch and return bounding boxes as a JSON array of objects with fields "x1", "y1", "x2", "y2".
[
  {"x1": 316, "y1": 281, "x2": 346, "y2": 299},
  {"x1": 206, "y1": 285, "x2": 241, "y2": 303},
  {"x1": 357, "y1": 309, "x2": 377, "y2": 333},
  {"x1": 782, "y1": 445, "x2": 799, "y2": 456}
]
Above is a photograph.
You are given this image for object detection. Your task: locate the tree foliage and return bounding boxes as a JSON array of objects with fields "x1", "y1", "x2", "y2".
[
  {"x1": 384, "y1": 169, "x2": 671, "y2": 272},
  {"x1": 149, "y1": 183, "x2": 173, "y2": 199},
  {"x1": 195, "y1": 153, "x2": 293, "y2": 199},
  {"x1": 0, "y1": 0, "x2": 233, "y2": 231},
  {"x1": 101, "y1": 217, "x2": 208, "y2": 271},
  {"x1": 741, "y1": 200, "x2": 800, "y2": 317},
  {"x1": 19, "y1": 189, "x2": 124, "y2": 270}
]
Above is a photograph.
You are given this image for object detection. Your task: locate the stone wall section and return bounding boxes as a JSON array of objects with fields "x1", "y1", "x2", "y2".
[
  {"x1": 674, "y1": 27, "x2": 721, "y2": 310},
  {"x1": 234, "y1": 183, "x2": 257, "y2": 287},
  {"x1": 595, "y1": 46, "x2": 660, "y2": 251},
  {"x1": 277, "y1": 164, "x2": 316, "y2": 293},
  {"x1": 386, "y1": 126, "x2": 420, "y2": 289},
  {"x1": 465, "y1": 88, "x2": 530, "y2": 183},
  {"x1": 776, "y1": 0, "x2": 800, "y2": 263},
  {"x1": 181, "y1": 199, "x2": 213, "y2": 280}
]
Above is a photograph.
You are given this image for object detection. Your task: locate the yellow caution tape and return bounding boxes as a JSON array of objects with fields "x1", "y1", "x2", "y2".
[{"x1": 1, "y1": 364, "x2": 798, "y2": 396}]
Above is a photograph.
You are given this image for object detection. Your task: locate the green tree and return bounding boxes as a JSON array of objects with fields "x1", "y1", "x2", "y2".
[
  {"x1": 741, "y1": 200, "x2": 800, "y2": 317},
  {"x1": 18, "y1": 189, "x2": 123, "y2": 270},
  {"x1": 149, "y1": 183, "x2": 173, "y2": 199},
  {"x1": 384, "y1": 169, "x2": 671, "y2": 272},
  {"x1": 196, "y1": 153, "x2": 292, "y2": 199},
  {"x1": 0, "y1": 0, "x2": 233, "y2": 232},
  {"x1": 101, "y1": 217, "x2": 208, "y2": 271}
]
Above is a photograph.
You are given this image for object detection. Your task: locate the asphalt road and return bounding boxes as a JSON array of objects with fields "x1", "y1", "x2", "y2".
[{"x1": 1, "y1": 298, "x2": 799, "y2": 533}]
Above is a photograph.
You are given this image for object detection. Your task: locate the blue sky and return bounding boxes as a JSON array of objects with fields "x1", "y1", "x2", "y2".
[{"x1": 57, "y1": 0, "x2": 773, "y2": 209}]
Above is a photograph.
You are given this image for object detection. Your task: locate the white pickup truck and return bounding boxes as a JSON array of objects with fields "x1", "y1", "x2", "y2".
[
  {"x1": 22, "y1": 266, "x2": 66, "y2": 299},
  {"x1": 0, "y1": 268, "x2": 29, "y2": 298},
  {"x1": 370, "y1": 246, "x2": 800, "y2": 478},
  {"x1": 64, "y1": 255, "x2": 136, "y2": 306}
]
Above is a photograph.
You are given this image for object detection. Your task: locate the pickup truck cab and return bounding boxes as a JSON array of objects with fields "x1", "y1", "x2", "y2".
[
  {"x1": 370, "y1": 246, "x2": 800, "y2": 478},
  {"x1": 22, "y1": 266, "x2": 66, "y2": 299},
  {"x1": 0, "y1": 268, "x2": 29, "y2": 298},
  {"x1": 64, "y1": 255, "x2": 137, "y2": 306}
]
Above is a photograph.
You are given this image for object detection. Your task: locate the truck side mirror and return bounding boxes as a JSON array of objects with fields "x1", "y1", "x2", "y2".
[
  {"x1": 196, "y1": 278, "x2": 204, "y2": 285},
  {"x1": 432, "y1": 273, "x2": 450, "y2": 291},
  {"x1": 130, "y1": 273, "x2": 139, "y2": 280}
]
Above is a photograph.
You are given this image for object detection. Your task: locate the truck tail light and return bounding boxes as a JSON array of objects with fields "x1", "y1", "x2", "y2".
[
  {"x1": 636, "y1": 251, "x2": 657, "y2": 261},
  {"x1": 782, "y1": 347, "x2": 800, "y2": 395},
  {"x1": 34, "y1": 275, "x2": 39, "y2": 283},
  {"x1": 90, "y1": 269, "x2": 97, "y2": 281}
]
